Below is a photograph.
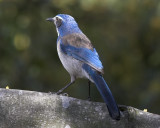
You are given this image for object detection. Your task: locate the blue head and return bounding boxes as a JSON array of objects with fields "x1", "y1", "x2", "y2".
[{"x1": 46, "y1": 14, "x2": 82, "y2": 37}]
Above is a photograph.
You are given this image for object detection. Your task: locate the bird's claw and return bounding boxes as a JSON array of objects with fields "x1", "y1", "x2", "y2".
[
  {"x1": 48, "y1": 91, "x2": 56, "y2": 95},
  {"x1": 87, "y1": 96, "x2": 91, "y2": 101},
  {"x1": 56, "y1": 90, "x2": 62, "y2": 95},
  {"x1": 61, "y1": 93, "x2": 69, "y2": 96}
]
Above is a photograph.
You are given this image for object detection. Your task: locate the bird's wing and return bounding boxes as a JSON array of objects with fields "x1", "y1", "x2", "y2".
[{"x1": 59, "y1": 33, "x2": 104, "y2": 73}]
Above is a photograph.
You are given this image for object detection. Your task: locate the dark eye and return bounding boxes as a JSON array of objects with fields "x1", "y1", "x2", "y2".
[{"x1": 55, "y1": 17, "x2": 62, "y2": 27}]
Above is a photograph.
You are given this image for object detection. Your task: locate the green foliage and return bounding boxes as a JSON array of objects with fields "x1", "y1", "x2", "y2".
[{"x1": 0, "y1": 0, "x2": 159, "y2": 114}]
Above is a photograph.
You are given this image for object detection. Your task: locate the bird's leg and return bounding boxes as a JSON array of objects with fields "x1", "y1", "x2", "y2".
[
  {"x1": 87, "y1": 80, "x2": 91, "y2": 101},
  {"x1": 56, "y1": 81, "x2": 75, "y2": 95}
]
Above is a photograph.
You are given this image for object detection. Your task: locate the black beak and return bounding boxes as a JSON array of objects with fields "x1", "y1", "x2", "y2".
[{"x1": 46, "y1": 18, "x2": 54, "y2": 22}]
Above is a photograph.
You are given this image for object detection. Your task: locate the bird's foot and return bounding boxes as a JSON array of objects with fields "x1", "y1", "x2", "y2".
[
  {"x1": 61, "y1": 93, "x2": 69, "y2": 97},
  {"x1": 48, "y1": 91, "x2": 56, "y2": 95},
  {"x1": 55, "y1": 90, "x2": 69, "y2": 97},
  {"x1": 56, "y1": 89, "x2": 63, "y2": 95},
  {"x1": 118, "y1": 105, "x2": 128, "y2": 112},
  {"x1": 49, "y1": 91, "x2": 69, "y2": 96},
  {"x1": 56, "y1": 92, "x2": 69, "y2": 97},
  {"x1": 86, "y1": 96, "x2": 91, "y2": 101}
]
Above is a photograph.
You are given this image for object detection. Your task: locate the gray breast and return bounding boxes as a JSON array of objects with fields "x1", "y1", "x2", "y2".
[{"x1": 57, "y1": 40, "x2": 91, "y2": 82}]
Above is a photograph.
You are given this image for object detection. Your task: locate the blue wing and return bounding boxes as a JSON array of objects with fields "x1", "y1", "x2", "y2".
[{"x1": 60, "y1": 40, "x2": 104, "y2": 73}]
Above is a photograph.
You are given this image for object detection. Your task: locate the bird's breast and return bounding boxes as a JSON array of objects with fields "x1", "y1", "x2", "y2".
[{"x1": 57, "y1": 40, "x2": 90, "y2": 80}]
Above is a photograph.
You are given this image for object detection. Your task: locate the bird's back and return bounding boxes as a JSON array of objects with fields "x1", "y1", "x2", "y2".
[{"x1": 58, "y1": 33, "x2": 104, "y2": 74}]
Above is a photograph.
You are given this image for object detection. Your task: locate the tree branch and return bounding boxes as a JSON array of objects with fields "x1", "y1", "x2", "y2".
[{"x1": 0, "y1": 89, "x2": 159, "y2": 128}]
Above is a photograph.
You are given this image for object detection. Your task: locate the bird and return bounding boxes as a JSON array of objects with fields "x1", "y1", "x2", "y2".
[{"x1": 46, "y1": 14, "x2": 120, "y2": 120}]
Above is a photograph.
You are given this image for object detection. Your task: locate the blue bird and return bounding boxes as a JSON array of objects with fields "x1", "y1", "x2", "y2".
[{"x1": 46, "y1": 14, "x2": 120, "y2": 120}]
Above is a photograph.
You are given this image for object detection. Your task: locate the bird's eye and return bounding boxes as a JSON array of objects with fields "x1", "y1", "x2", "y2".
[{"x1": 55, "y1": 17, "x2": 62, "y2": 27}]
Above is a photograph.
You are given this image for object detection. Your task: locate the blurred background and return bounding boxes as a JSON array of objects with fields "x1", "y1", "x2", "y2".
[{"x1": 0, "y1": 0, "x2": 160, "y2": 114}]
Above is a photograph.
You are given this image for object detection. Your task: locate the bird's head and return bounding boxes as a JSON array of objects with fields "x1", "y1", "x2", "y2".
[{"x1": 46, "y1": 14, "x2": 82, "y2": 36}]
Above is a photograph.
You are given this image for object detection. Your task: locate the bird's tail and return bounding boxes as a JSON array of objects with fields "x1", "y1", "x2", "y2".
[{"x1": 83, "y1": 64, "x2": 120, "y2": 120}]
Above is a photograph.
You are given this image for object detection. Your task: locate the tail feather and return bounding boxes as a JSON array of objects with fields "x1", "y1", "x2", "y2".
[{"x1": 83, "y1": 64, "x2": 120, "y2": 120}]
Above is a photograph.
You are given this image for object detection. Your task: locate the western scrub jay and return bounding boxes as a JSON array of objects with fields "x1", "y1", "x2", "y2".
[{"x1": 46, "y1": 14, "x2": 120, "y2": 120}]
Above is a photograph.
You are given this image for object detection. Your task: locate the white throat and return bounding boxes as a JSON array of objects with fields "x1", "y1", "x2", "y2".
[{"x1": 56, "y1": 27, "x2": 59, "y2": 36}]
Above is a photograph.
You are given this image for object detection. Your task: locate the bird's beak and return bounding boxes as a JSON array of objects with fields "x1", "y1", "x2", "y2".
[{"x1": 46, "y1": 17, "x2": 55, "y2": 22}]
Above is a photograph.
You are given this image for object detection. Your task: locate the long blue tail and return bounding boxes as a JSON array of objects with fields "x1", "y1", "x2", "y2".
[{"x1": 83, "y1": 64, "x2": 120, "y2": 120}]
